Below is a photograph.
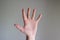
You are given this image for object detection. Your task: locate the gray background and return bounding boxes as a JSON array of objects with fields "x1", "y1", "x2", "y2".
[{"x1": 0, "y1": 0, "x2": 60, "y2": 40}]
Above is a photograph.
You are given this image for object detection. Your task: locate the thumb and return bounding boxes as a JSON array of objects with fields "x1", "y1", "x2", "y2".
[{"x1": 14, "y1": 24, "x2": 24, "y2": 32}]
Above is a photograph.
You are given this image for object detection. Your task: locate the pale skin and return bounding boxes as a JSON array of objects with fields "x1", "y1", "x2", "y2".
[{"x1": 14, "y1": 8, "x2": 42, "y2": 40}]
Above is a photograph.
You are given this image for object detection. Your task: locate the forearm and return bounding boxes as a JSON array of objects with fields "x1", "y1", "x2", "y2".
[{"x1": 26, "y1": 35, "x2": 35, "y2": 40}]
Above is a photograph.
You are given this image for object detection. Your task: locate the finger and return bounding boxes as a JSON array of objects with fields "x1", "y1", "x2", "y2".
[
  {"x1": 36, "y1": 14, "x2": 42, "y2": 23},
  {"x1": 31, "y1": 9, "x2": 36, "y2": 20},
  {"x1": 27, "y1": 8, "x2": 30, "y2": 19},
  {"x1": 22, "y1": 8, "x2": 27, "y2": 21},
  {"x1": 14, "y1": 24, "x2": 24, "y2": 32}
]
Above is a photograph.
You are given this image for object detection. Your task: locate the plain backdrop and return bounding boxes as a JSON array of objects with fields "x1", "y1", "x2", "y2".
[{"x1": 0, "y1": 0, "x2": 60, "y2": 40}]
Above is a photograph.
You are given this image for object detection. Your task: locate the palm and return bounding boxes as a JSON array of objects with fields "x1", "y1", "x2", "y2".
[
  {"x1": 24, "y1": 19, "x2": 37, "y2": 36},
  {"x1": 14, "y1": 8, "x2": 42, "y2": 36}
]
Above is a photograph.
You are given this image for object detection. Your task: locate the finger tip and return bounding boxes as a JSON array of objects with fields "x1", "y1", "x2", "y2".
[
  {"x1": 34, "y1": 8, "x2": 36, "y2": 10},
  {"x1": 22, "y1": 8, "x2": 24, "y2": 10},
  {"x1": 14, "y1": 24, "x2": 16, "y2": 26},
  {"x1": 28, "y1": 8, "x2": 31, "y2": 10},
  {"x1": 40, "y1": 13, "x2": 42, "y2": 17}
]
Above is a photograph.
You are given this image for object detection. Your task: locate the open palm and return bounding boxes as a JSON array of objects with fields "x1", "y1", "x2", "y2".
[{"x1": 14, "y1": 8, "x2": 42, "y2": 36}]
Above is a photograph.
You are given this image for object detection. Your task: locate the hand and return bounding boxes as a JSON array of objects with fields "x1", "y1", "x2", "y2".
[{"x1": 14, "y1": 8, "x2": 42, "y2": 37}]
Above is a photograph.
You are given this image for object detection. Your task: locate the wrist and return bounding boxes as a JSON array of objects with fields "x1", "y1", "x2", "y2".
[{"x1": 26, "y1": 35, "x2": 35, "y2": 40}]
